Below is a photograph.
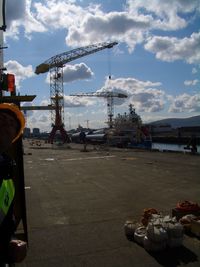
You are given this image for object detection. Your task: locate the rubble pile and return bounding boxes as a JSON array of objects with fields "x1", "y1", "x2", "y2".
[
  {"x1": 124, "y1": 201, "x2": 200, "y2": 252},
  {"x1": 124, "y1": 213, "x2": 184, "y2": 252},
  {"x1": 173, "y1": 200, "x2": 200, "y2": 237}
]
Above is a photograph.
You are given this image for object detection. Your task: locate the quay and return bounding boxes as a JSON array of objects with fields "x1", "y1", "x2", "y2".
[{"x1": 21, "y1": 141, "x2": 200, "y2": 267}]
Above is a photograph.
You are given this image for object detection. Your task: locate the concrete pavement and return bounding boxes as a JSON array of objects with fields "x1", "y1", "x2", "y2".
[{"x1": 18, "y1": 141, "x2": 200, "y2": 266}]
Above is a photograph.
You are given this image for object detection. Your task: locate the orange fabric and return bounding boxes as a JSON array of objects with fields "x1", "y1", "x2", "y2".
[
  {"x1": 176, "y1": 201, "x2": 200, "y2": 212},
  {"x1": 141, "y1": 208, "x2": 158, "y2": 226},
  {"x1": 7, "y1": 74, "x2": 15, "y2": 92}
]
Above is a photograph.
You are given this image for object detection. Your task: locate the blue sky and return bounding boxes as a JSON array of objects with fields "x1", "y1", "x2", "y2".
[{"x1": 2, "y1": 0, "x2": 200, "y2": 131}]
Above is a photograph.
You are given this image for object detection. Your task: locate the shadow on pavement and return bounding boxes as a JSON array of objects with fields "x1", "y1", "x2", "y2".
[{"x1": 149, "y1": 246, "x2": 198, "y2": 267}]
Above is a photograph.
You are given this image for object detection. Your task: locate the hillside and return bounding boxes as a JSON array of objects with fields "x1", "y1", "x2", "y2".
[{"x1": 149, "y1": 115, "x2": 200, "y2": 128}]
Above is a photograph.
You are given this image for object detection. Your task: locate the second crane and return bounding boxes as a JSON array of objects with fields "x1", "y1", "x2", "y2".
[{"x1": 70, "y1": 91, "x2": 127, "y2": 128}]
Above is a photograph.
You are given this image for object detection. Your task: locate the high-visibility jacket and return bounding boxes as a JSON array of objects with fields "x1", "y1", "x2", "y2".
[{"x1": 0, "y1": 179, "x2": 15, "y2": 225}]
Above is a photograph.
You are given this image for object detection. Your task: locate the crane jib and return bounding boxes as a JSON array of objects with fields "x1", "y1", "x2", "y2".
[{"x1": 35, "y1": 41, "x2": 118, "y2": 75}]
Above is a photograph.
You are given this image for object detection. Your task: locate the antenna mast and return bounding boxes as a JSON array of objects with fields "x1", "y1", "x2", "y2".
[{"x1": 0, "y1": 0, "x2": 6, "y2": 97}]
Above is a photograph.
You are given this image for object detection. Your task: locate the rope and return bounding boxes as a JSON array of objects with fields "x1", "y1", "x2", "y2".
[{"x1": 107, "y1": 49, "x2": 112, "y2": 80}]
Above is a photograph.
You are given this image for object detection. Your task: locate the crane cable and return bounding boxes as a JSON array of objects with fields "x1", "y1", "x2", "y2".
[{"x1": 107, "y1": 49, "x2": 112, "y2": 81}]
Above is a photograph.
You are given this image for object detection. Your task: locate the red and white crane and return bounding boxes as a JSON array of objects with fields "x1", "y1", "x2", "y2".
[{"x1": 35, "y1": 41, "x2": 118, "y2": 143}]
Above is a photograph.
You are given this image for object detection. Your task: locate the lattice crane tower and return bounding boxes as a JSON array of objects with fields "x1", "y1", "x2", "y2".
[
  {"x1": 35, "y1": 41, "x2": 118, "y2": 143},
  {"x1": 70, "y1": 92, "x2": 127, "y2": 128}
]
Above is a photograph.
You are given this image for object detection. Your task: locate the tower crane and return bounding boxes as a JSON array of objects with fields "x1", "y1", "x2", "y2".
[
  {"x1": 35, "y1": 41, "x2": 118, "y2": 143},
  {"x1": 70, "y1": 91, "x2": 127, "y2": 128}
]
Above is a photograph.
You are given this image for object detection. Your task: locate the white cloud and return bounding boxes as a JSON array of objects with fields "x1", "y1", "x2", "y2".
[
  {"x1": 169, "y1": 93, "x2": 200, "y2": 113},
  {"x1": 5, "y1": 0, "x2": 200, "y2": 57},
  {"x1": 192, "y1": 67, "x2": 198, "y2": 74},
  {"x1": 25, "y1": 104, "x2": 51, "y2": 131},
  {"x1": 5, "y1": 0, "x2": 26, "y2": 26},
  {"x1": 5, "y1": 0, "x2": 46, "y2": 39},
  {"x1": 103, "y1": 77, "x2": 162, "y2": 91},
  {"x1": 97, "y1": 77, "x2": 165, "y2": 112},
  {"x1": 64, "y1": 95, "x2": 95, "y2": 108},
  {"x1": 33, "y1": 1, "x2": 152, "y2": 51},
  {"x1": 34, "y1": 0, "x2": 86, "y2": 30},
  {"x1": 40, "y1": 99, "x2": 50, "y2": 106},
  {"x1": 66, "y1": 11, "x2": 151, "y2": 50},
  {"x1": 127, "y1": 0, "x2": 199, "y2": 31},
  {"x1": 4, "y1": 60, "x2": 34, "y2": 88},
  {"x1": 45, "y1": 63, "x2": 94, "y2": 84},
  {"x1": 38, "y1": 114, "x2": 48, "y2": 123},
  {"x1": 63, "y1": 63, "x2": 94, "y2": 83},
  {"x1": 130, "y1": 90, "x2": 165, "y2": 112},
  {"x1": 144, "y1": 32, "x2": 200, "y2": 64},
  {"x1": 184, "y1": 79, "x2": 199, "y2": 86}
]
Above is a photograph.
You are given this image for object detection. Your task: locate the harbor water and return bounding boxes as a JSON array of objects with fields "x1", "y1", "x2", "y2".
[{"x1": 152, "y1": 143, "x2": 200, "y2": 154}]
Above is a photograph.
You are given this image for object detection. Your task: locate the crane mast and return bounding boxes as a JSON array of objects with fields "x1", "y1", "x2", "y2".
[
  {"x1": 70, "y1": 92, "x2": 127, "y2": 128},
  {"x1": 35, "y1": 41, "x2": 118, "y2": 143}
]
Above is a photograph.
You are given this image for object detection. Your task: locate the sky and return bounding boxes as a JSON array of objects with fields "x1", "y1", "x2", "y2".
[{"x1": 1, "y1": 0, "x2": 200, "y2": 131}]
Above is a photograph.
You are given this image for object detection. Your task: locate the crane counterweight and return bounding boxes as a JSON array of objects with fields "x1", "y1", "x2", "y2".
[{"x1": 35, "y1": 63, "x2": 50, "y2": 75}]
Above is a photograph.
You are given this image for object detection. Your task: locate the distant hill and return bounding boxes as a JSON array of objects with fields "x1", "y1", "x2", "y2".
[{"x1": 149, "y1": 115, "x2": 200, "y2": 128}]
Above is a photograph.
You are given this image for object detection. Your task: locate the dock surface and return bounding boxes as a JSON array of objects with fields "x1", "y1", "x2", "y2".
[{"x1": 20, "y1": 141, "x2": 200, "y2": 266}]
